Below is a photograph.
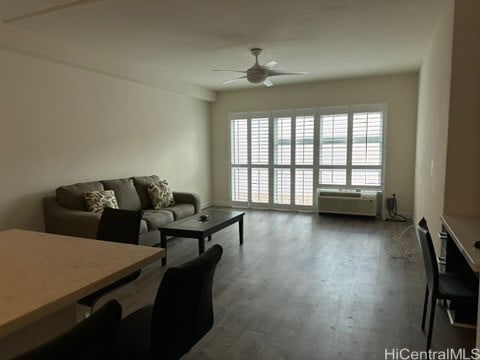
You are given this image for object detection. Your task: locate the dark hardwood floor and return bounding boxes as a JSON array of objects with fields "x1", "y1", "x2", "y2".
[{"x1": 97, "y1": 209, "x2": 476, "y2": 359}]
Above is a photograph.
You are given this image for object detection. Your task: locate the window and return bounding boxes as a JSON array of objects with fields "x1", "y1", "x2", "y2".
[
  {"x1": 318, "y1": 108, "x2": 384, "y2": 189},
  {"x1": 230, "y1": 105, "x2": 385, "y2": 210}
]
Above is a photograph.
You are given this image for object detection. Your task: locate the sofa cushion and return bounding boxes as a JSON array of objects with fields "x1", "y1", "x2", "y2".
[
  {"x1": 131, "y1": 175, "x2": 160, "y2": 209},
  {"x1": 84, "y1": 190, "x2": 119, "y2": 213},
  {"x1": 102, "y1": 178, "x2": 142, "y2": 211},
  {"x1": 147, "y1": 180, "x2": 175, "y2": 209},
  {"x1": 164, "y1": 204, "x2": 195, "y2": 220},
  {"x1": 142, "y1": 209, "x2": 174, "y2": 230},
  {"x1": 56, "y1": 181, "x2": 105, "y2": 211}
]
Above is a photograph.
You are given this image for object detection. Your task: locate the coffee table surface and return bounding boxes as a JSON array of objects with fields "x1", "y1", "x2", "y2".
[{"x1": 159, "y1": 208, "x2": 244, "y2": 231}]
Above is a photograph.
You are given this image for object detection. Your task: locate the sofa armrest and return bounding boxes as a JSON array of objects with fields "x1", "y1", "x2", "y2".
[
  {"x1": 172, "y1": 192, "x2": 201, "y2": 214},
  {"x1": 43, "y1": 197, "x2": 101, "y2": 239}
]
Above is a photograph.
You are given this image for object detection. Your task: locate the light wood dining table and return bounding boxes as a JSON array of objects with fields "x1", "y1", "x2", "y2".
[{"x1": 0, "y1": 229, "x2": 165, "y2": 359}]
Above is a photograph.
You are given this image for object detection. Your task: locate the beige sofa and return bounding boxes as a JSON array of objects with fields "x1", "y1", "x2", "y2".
[{"x1": 43, "y1": 175, "x2": 200, "y2": 245}]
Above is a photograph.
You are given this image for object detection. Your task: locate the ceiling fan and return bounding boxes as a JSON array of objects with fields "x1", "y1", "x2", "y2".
[{"x1": 214, "y1": 48, "x2": 307, "y2": 87}]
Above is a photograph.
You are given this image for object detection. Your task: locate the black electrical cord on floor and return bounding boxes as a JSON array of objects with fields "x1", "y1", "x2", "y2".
[
  {"x1": 383, "y1": 194, "x2": 418, "y2": 258},
  {"x1": 386, "y1": 193, "x2": 407, "y2": 222}
]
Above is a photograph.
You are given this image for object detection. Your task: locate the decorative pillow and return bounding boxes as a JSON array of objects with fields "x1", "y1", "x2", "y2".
[
  {"x1": 147, "y1": 180, "x2": 175, "y2": 209},
  {"x1": 84, "y1": 190, "x2": 120, "y2": 213}
]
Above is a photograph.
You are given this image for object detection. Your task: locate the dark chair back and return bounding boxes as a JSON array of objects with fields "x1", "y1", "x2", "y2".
[
  {"x1": 78, "y1": 208, "x2": 143, "y2": 308},
  {"x1": 150, "y1": 244, "x2": 223, "y2": 360},
  {"x1": 417, "y1": 218, "x2": 439, "y2": 294},
  {"x1": 15, "y1": 300, "x2": 122, "y2": 360},
  {"x1": 97, "y1": 207, "x2": 143, "y2": 245}
]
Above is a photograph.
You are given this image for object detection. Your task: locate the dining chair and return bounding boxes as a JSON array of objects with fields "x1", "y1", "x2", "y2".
[
  {"x1": 14, "y1": 300, "x2": 122, "y2": 360},
  {"x1": 112, "y1": 244, "x2": 223, "y2": 360},
  {"x1": 78, "y1": 207, "x2": 143, "y2": 313},
  {"x1": 417, "y1": 217, "x2": 478, "y2": 351}
]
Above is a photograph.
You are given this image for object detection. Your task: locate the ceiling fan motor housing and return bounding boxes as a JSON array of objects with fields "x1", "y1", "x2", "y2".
[{"x1": 247, "y1": 66, "x2": 267, "y2": 84}]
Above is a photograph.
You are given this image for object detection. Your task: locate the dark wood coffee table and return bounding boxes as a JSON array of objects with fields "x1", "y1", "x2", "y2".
[{"x1": 158, "y1": 208, "x2": 245, "y2": 266}]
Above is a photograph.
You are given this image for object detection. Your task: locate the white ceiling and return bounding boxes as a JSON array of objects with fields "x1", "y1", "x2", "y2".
[{"x1": 0, "y1": 0, "x2": 445, "y2": 91}]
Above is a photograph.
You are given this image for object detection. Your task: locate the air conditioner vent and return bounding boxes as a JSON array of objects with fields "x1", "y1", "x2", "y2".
[
  {"x1": 315, "y1": 189, "x2": 381, "y2": 217},
  {"x1": 318, "y1": 191, "x2": 361, "y2": 198}
]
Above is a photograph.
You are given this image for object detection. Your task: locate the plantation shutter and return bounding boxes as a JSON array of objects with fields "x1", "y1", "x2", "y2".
[
  {"x1": 251, "y1": 117, "x2": 269, "y2": 203},
  {"x1": 319, "y1": 114, "x2": 348, "y2": 185},
  {"x1": 273, "y1": 116, "x2": 292, "y2": 205},
  {"x1": 274, "y1": 117, "x2": 291, "y2": 165},
  {"x1": 251, "y1": 118, "x2": 269, "y2": 165},
  {"x1": 231, "y1": 168, "x2": 248, "y2": 202},
  {"x1": 351, "y1": 111, "x2": 383, "y2": 186},
  {"x1": 294, "y1": 115, "x2": 314, "y2": 205},
  {"x1": 274, "y1": 168, "x2": 290, "y2": 204},
  {"x1": 231, "y1": 118, "x2": 248, "y2": 202},
  {"x1": 295, "y1": 116, "x2": 314, "y2": 165},
  {"x1": 295, "y1": 168, "x2": 313, "y2": 205}
]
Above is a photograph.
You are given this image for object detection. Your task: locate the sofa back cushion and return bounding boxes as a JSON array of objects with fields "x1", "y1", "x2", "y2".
[
  {"x1": 101, "y1": 178, "x2": 142, "y2": 211},
  {"x1": 56, "y1": 181, "x2": 105, "y2": 210},
  {"x1": 131, "y1": 175, "x2": 160, "y2": 209}
]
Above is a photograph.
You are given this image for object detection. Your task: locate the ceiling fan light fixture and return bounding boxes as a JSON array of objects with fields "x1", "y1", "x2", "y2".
[{"x1": 246, "y1": 67, "x2": 267, "y2": 84}]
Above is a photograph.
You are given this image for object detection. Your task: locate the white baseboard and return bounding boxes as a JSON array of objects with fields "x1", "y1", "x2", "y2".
[{"x1": 201, "y1": 202, "x2": 213, "y2": 209}]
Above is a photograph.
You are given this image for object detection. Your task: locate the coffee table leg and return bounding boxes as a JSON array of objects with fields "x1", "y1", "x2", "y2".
[
  {"x1": 208, "y1": 235, "x2": 212, "y2": 242},
  {"x1": 161, "y1": 232, "x2": 167, "y2": 266},
  {"x1": 239, "y1": 216, "x2": 244, "y2": 245},
  {"x1": 198, "y1": 237, "x2": 205, "y2": 254}
]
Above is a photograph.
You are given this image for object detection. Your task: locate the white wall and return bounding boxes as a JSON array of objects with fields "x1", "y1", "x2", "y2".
[
  {"x1": 414, "y1": 1, "x2": 454, "y2": 246},
  {"x1": 415, "y1": 0, "x2": 480, "y2": 252},
  {"x1": 0, "y1": 48, "x2": 211, "y2": 231},
  {"x1": 444, "y1": 0, "x2": 480, "y2": 217},
  {"x1": 211, "y1": 73, "x2": 419, "y2": 215}
]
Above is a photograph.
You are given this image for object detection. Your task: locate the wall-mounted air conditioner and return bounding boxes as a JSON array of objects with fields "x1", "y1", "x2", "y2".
[{"x1": 315, "y1": 189, "x2": 381, "y2": 217}]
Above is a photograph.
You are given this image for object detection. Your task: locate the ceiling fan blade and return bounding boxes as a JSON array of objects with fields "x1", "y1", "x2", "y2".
[
  {"x1": 222, "y1": 76, "x2": 247, "y2": 85},
  {"x1": 263, "y1": 61, "x2": 279, "y2": 69},
  {"x1": 268, "y1": 70, "x2": 308, "y2": 77},
  {"x1": 263, "y1": 79, "x2": 273, "y2": 87},
  {"x1": 213, "y1": 69, "x2": 246, "y2": 74},
  {"x1": 3, "y1": 0, "x2": 103, "y2": 23}
]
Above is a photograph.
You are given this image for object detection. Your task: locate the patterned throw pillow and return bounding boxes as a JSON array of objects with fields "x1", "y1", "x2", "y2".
[
  {"x1": 147, "y1": 180, "x2": 175, "y2": 209},
  {"x1": 84, "y1": 190, "x2": 120, "y2": 213}
]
